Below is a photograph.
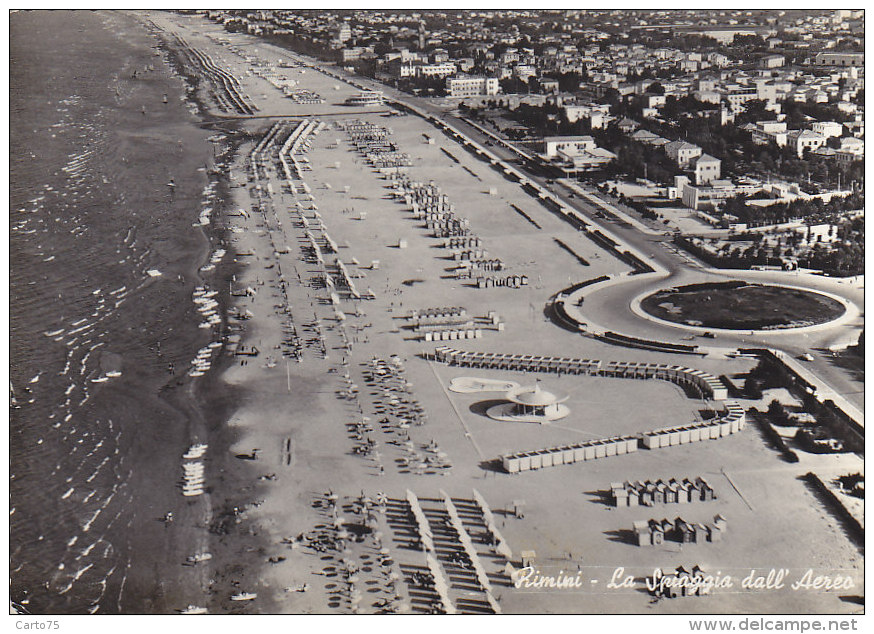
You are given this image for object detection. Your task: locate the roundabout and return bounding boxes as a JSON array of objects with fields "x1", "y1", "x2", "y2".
[
  {"x1": 636, "y1": 281, "x2": 849, "y2": 332},
  {"x1": 556, "y1": 266, "x2": 863, "y2": 352}
]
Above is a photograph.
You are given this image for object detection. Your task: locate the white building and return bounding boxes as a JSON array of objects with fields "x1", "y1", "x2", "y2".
[
  {"x1": 811, "y1": 121, "x2": 844, "y2": 139},
  {"x1": 416, "y1": 62, "x2": 457, "y2": 78},
  {"x1": 333, "y1": 22, "x2": 351, "y2": 43},
  {"x1": 445, "y1": 75, "x2": 499, "y2": 98},
  {"x1": 759, "y1": 54, "x2": 785, "y2": 69},
  {"x1": 665, "y1": 140, "x2": 703, "y2": 168},
  {"x1": 750, "y1": 120, "x2": 788, "y2": 147},
  {"x1": 814, "y1": 52, "x2": 864, "y2": 67},
  {"x1": 543, "y1": 136, "x2": 598, "y2": 157},
  {"x1": 542, "y1": 136, "x2": 615, "y2": 172},
  {"x1": 787, "y1": 129, "x2": 826, "y2": 157},
  {"x1": 692, "y1": 154, "x2": 722, "y2": 185},
  {"x1": 563, "y1": 105, "x2": 607, "y2": 128}
]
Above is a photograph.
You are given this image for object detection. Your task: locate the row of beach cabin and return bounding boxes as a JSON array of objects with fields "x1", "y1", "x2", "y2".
[
  {"x1": 633, "y1": 514, "x2": 727, "y2": 547},
  {"x1": 499, "y1": 402, "x2": 743, "y2": 473},
  {"x1": 611, "y1": 477, "x2": 716, "y2": 507},
  {"x1": 429, "y1": 347, "x2": 727, "y2": 400}
]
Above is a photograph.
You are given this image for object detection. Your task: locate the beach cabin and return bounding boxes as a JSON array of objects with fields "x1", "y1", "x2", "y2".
[
  {"x1": 674, "y1": 566, "x2": 696, "y2": 596},
  {"x1": 696, "y1": 478, "x2": 715, "y2": 501},
  {"x1": 639, "y1": 486, "x2": 653, "y2": 507},
  {"x1": 708, "y1": 524, "x2": 723, "y2": 543},
  {"x1": 611, "y1": 483, "x2": 627, "y2": 507},
  {"x1": 676, "y1": 480, "x2": 691, "y2": 504},
  {"x1": 650, "y1": 521, "x2": 665, "y2": 545},
  {"x1": 520, "y1": 550, "x2": 536, "y2": 567},
  {"x1": 633, "y1": 520, "x2": 651, "y2": 547}
]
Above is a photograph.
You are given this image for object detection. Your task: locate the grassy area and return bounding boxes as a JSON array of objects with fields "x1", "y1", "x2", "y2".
[{"x1": 641, "y1": 281, "x2": 846, "y2": 330}]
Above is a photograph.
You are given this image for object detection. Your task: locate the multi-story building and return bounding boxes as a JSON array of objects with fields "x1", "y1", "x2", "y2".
[
  {"x1": 749, "y1": 120, "x2": 788, "y2": 147},
  {"x1": 692, "y1": 154, "x2": 722, "y2": 184},
  {"x1": 811, "y1": 121, "x2": 844, "y2": 139},
  {"x1": 563, "y1": 104, "x2": 609, "y2": 128},
  {"x1": 543, "y1": 135, "x2": 598, "y2": 157},
  {"x1": 814, "y1": 52, "x2": 864, "y2": 67},
  {"x1": 723, "y1": 86, "x2": 759, "y2": 111},
  {"x1": 542, "y1": 135, "x2": 615, "y2": 173},
  {"x1": 759, "y1": 54, "x2": 785, "y2": 69},
  {"x1": 333, "y1": 22, "x2": 352, "y2": 43},
  {"x1": 340, "y1": 47, "x2": 365, "y2": 62},
  {"x1": 665, "y1": 140, "x2": 703, "y2": 168},
  {"x1": 416, "y1": 62, "x2": 457, "y2": 78},
  {"x1": 787, "y1": 129, "x2": 826, "y2": 157},
  {"x1": 445, "y1": 75, "x2": 499, "y2": 97},
  {"x1": 681, "y1": 180, "x2": 762, "y2": 210}
]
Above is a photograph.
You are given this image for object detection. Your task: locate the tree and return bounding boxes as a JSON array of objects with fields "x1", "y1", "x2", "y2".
[{"x1": 767, "y1": 399, "x2": 790, "y2": 424}]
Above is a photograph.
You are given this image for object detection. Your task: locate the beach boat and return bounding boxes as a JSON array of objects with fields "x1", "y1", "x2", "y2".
[
  {"x1": 105, "y1": 371, "x2": 122, "y2": 378},
  {"x1": 184, "y1": 444, "x2": 208, "y2": 459},
  {"x1": 230, "y1": 593, "x2": 257, "y2": 602},
  {"x1": 180, "y1": 605, "x2": 207, "y2": 614},
  {"x1": 182, "y1": 489, "x2": 204, "y2": 497},
  {"x1": 186, "y1": 552, "x2": 213, "y2": 564},
  {"x1": 91, "y1": 376, "x2": 109, "y2": 383}
]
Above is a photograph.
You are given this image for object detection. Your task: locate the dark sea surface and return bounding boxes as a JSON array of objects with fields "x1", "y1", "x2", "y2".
[{"x1": 10, "y1": 10, "x2": 227, "y2": 613}]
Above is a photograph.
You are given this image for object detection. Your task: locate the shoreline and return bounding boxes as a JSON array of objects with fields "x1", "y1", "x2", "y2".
[
  {"x1": 141, "y1": 14, "x2": 301, "y2": 614},
  {"x1": 104, "y1": 11, "x2": 263, "y2": 613}
]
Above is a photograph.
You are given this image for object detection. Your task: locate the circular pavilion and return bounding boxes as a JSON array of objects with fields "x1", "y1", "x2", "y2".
[{"x1": 486, "y1": 381, "x2": 570, "y2": 424}]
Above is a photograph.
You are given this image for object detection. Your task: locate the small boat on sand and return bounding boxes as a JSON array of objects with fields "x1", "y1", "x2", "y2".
[
  {"x1": 186, "y1": 553, "x2": 213, "y2": 564},
  {"x1": 180, "y1": 605, "x2": 207, "y2": 614},
  {"x1": 230, "y1": 592, "x2": 257, "y2": 602}
]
